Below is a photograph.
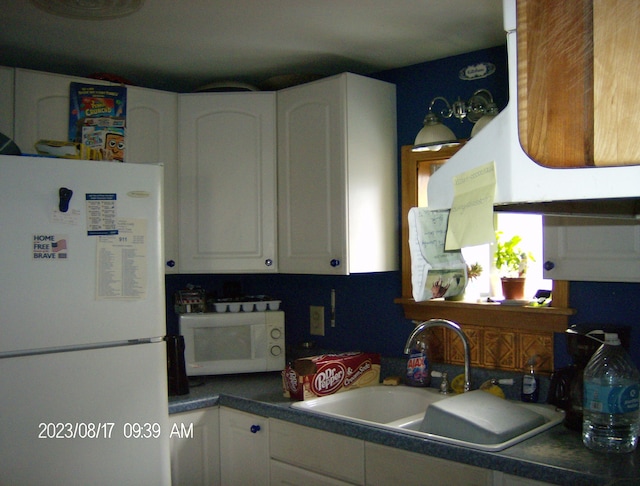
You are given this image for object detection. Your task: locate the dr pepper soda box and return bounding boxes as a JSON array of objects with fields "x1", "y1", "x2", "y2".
[{"x1": 282, "y1": 352, "x2": 381, "y2": 400}]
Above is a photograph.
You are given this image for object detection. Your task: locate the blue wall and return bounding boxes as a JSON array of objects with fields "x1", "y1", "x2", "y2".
[{"x1": 167, "y1": 44, "x2": 640, "y2": 369}]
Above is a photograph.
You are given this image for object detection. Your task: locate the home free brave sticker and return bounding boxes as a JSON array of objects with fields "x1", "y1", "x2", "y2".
[{"x1": 33, "y1": 234, "x2": 68, "y2": 260}]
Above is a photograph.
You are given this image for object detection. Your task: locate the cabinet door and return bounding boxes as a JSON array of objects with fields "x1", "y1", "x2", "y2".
[
  {"x1": 365, "y1": 442, "x2": 492, "y2": 486},
  {"x1": 0, "y1": 66, "x2": 14, "y2": 139},
  {"x1": 126, "y1": 87, "x2": 179, "y2": 273},
  {"x1": 278, "y1": 73, "x2": 397, "y2": 275},
  {"x1": 543, "y1": 216, "x2": 640, "y2": 282},
  {"x1": 277, "y1": 76, "x2": 347, "y2": 274},
  {"x1": 493, "y1": 472, "x2": 554, "y2": 486},
  {"x1": 178, "y1": 92, "x2": 277, "y2": 273},
  {"x1": 13, "y1": 69, "x2": 179, "y2": 273},
  {"x1": 219, "y1": 407, "x2": 270, "y2": 486},
  {"x1": 270, "y1": 459, "x2": 353, "y2": 486},
  {"x1": 269, "y1": 418, "x2": 365, "y2": 485},
  {"x1": 169, "y1": 408, "x2": 220, "y2": 486},
  {"x1": 14, "y1": 69, "x2": 110, "y2": 152}
]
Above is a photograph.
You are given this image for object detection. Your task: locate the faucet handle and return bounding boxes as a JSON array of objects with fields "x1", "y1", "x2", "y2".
[{"x1": 431, "y1": 370, "x2": 450, "y2": 395}]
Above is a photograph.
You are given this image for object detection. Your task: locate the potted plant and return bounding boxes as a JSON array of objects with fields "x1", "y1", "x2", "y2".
[{"x1": 494, "y1": 232, "x2": 534, "y2": 300}]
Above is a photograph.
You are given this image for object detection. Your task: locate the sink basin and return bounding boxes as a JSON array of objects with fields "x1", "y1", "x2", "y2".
[
  {"x1": 291, "y1": 385, "x2": 445, "y2": 424},
  {"x1": 291, "y1": 385, "x2": 565, "y2": 452}
]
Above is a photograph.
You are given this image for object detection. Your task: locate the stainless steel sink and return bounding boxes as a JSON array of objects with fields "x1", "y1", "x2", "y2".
[{"x1": 291, "y1": 385, "x2": 565, "y2": 452}]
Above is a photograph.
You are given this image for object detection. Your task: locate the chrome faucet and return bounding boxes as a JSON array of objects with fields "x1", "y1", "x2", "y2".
[{"x1": 404, "y1": 319, "x2": 471, "y2": 393}]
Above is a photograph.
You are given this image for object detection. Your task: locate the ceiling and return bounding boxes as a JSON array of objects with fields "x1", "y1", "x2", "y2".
[{"x1": 0, "y1": 0, "x2": 504, "y2": 93}]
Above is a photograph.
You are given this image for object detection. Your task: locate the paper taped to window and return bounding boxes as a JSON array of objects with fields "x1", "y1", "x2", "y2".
[{"x1": 408, "y1": 207, "x2": 467, "y2": 301}]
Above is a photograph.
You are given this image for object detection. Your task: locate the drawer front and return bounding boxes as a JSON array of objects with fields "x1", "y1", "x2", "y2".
[{"x1": 269, "y1": 419, "x2": 364, "y2": 485}]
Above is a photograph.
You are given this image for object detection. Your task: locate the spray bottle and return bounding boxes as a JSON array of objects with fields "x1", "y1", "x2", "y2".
[{"x1": 406, "y1": 330, "x2": 431, "y2": 387}]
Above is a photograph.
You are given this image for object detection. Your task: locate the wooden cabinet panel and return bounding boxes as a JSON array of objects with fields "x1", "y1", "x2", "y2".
[{"x1": 517, "y1": 0, "x2": 640, "y2": 167}]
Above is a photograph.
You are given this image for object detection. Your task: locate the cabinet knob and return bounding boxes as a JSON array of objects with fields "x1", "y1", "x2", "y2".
[
  {"x1": 543, "y1": 261, "x2": 555, "y2": 271},
  {"x1": 330, "y1": 259, "x2": 341, "y2": 268},
  {"x1": 166, "y1": 260, "x2": 176, "y2": 268},
  {"x1": 250, "y1": 424, "x2": 261, "y2": 433},
  {"x1": 265, "y1": 259, "x2": 273, "y2": 267}
]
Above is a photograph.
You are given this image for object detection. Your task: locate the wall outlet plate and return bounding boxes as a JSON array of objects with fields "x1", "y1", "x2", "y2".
[{"x1": 310, "y1": 305, "x2": 325, "y2": 336}]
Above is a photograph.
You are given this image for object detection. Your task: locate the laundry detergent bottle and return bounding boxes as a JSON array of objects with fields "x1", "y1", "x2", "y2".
[{"x1": 406, "y1": 330, "x2": 431, "y2": 387}]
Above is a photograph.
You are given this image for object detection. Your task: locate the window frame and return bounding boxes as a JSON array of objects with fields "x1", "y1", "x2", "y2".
[{"x1": 397, "y1": 145, "x2": 574, "y2": 372}]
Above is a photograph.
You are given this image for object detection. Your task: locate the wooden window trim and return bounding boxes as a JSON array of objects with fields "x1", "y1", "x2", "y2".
[{"x1": 397, "y1": 145, "x2": 575, "y2": 370}]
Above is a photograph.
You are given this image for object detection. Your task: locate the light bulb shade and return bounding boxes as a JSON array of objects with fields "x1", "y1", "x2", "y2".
[
  {"x1": 412, "y1": 112, "x2": 459, "y2": 152},
  {"x1": 470, "y1": 113, "x2": 497, "y2": 137}
]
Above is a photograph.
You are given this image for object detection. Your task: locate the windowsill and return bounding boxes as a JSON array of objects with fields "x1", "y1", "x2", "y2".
[{"x1": 394, "y1": 297, "x2": 575, "y2": 333}]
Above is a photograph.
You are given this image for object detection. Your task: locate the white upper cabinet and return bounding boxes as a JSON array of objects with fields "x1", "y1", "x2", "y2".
[
  {"x1": 277, "y1": 73, "x2": 398, "y2": 274},
  {"x1": 543, "y1": 216, "x2": 640, "y2": 282},
  {"x1": 178, "y1": 92, "x2": 277, "y2": 273},
  {"x1": 0, "y1": 66, "x2": 14, "y2": 139},
  {"x1": 12, "y1": 69, "x2": 179, "y2": 273},
  {"x1": 126, "y1": 87, "x2": 179, "y2": 273}
]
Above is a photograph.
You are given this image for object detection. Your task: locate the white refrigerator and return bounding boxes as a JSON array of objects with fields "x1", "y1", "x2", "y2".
[{"x1": 0, "y1": 155, "x2": 171, "y2": 485}]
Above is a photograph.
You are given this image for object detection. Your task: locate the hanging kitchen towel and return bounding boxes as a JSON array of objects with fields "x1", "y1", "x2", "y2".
[{"x1": 408, "y1": 207, "x2": 467, "y2": 301}]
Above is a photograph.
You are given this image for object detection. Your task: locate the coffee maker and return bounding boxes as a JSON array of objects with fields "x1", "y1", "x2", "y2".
[{"x1": 549, "y1": 324, "x2": 630, "y2": 430}]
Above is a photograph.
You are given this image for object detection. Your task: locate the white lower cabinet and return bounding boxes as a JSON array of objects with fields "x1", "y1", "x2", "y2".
[
  {"x1": 269, "y1": 419, "x2": 365, "y2": 485},
  {"x1": 270, "y1": 459, "x2": 354, "y2": 486},
  {"x1": 219, "y1": 407, "x2": 270, "y2": 485},
  {"x1": 493, "y1": 472, "x2": 554, "y2": 486},
  {"x1": 169, "y1": 408, "x2": 220, "y2": 486},
  {"x1": 365, "y1": 442, "x2": 492, "y2": 486},
  {"x1": 171, "y1": 408, "x2": 554, "y2": 486}
]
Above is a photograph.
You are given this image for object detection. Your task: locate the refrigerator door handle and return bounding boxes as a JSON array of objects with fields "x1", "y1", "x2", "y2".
[{"x1": 0, "y1": 337, "x2": 164, "y2": 359}]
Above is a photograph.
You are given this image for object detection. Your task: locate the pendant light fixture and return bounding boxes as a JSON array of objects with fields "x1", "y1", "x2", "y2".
[{"x1": 412, "y1": 89, "x2": 498, "y2": 152}]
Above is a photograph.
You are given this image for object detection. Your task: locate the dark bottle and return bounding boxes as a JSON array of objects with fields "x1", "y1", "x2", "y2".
[{"x1": 521, "y1": 356, "x2": 539, "y2": 402}]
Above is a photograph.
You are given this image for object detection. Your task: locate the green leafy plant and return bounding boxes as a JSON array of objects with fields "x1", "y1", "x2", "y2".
[
  {"x1": 466, "y1": 262, "x2": 483, "y2": 281},
  {"x1": 494, "y1": 232, "x2": 534, "y2": 278}
]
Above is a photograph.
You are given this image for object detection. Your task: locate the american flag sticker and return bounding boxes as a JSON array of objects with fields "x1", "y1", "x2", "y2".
[{"x1": 33, "y1": 234, "x2": 68, "y2": 260}]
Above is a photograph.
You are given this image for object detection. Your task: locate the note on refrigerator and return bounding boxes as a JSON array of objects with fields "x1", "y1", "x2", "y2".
[{"x1": 96, "y1": 218, "x2": 147, "y2": 300}]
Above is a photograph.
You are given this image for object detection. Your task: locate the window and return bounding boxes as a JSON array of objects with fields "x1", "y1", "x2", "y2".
[{"x1": 461, "y1": 213, "x2": 552, "y2": 301}]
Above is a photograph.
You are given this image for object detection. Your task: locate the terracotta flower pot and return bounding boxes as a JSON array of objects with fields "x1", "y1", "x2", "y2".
[{"x1": 501, "y1": 277, "x2": 526, "y2": 300}]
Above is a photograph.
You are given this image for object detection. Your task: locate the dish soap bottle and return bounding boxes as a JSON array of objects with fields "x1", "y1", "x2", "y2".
[
  {"x1": 521, "y1": 355, "x2": 539, "y2": 402},
  {"x1": 583, "y1": 332, "x2": 640, "y2": 453},
  {"x1": 406, "y1": 330, "x2": 430, "y2": 387}
]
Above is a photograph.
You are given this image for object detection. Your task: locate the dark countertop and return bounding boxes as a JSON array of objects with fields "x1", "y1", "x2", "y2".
[{"x1": 168, "y1": 372, "x2": 640, "y2": 486}]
